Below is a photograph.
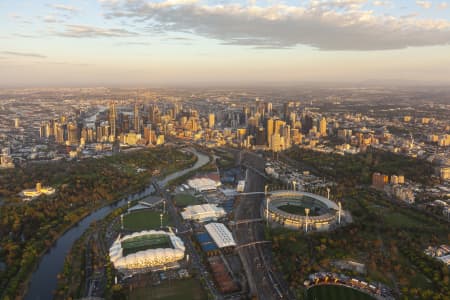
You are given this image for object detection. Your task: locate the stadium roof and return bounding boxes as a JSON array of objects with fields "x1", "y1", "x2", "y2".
[
  {"x1": 205, "y1": 223, "x2": 236, "y2": 248},
  {"x1": 181, "y1": 204, "x2": 226, "y2": 222},
  {"x1": 109, "y1": 230, "x2": 185, "y2": 271}
]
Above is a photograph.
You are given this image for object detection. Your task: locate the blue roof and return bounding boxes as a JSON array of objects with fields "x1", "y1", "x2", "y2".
[
  {"x1": 201, "y1": 243, "x2": 218, "y2": 252},
  {"x1": 196, "y1": 232, "x2": 214, "y2": 243}
]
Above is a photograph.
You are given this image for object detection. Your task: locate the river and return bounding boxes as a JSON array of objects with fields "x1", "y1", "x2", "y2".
[{"x1": 25, "y1": 148, "x2": 210, "y2": 300}]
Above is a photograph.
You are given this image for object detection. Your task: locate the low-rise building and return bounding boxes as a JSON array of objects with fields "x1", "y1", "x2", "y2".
[{"x1": 181, "y1": 204, "x2": 226, "y2": 222}]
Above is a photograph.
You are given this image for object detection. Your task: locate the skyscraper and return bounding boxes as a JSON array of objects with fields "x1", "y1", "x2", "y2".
[
  {"x1": 266, "y1": 118, "x2": 274, "y2": 147},
  {"x1": 208, "y1": 113, "x2": 215, "y2": 129},
  {"x1": 319, "y1": 117, "x2": 327, "y2": 136},
  {"x1": 134, "y1": 102, "x2": 140, "y2": 133},
  {"x1": 109, "y1": 101, "x2": 117, "y2": 139}
]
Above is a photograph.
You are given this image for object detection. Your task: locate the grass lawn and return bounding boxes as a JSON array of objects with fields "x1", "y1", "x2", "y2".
[
  {"x1": 278, "y1": 204, "x2": 321, "y2": 216},
  {"x1": 307, "y1": 285, "x2": 376, "y2": 300},
  {"x1": 129, "y1": 278, "x2": 207, "y2": 300},
  {"x1": 383, "y1": 211, "x2": 424, "y2": 228},
  {"x1": 174, "y1": 193, "x2": 201, "y2": 207},
  {"x1": 123, "y1": 210, "x2": 171, "y2": 231},
  {"x1": 122, "y1": 235, "x2": 172, "y2": 256}
]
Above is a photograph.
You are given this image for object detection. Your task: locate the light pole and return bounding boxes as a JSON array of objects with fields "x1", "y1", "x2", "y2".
[
  {"x1": 265, "y1": 185, "x2": 269, "y2": 226},
  {"x1": 163, "y1": 200, "x2": 166, "y2": 215},
  {"x1": 305, "y1": 208, "x2": 310, "y2": 233},
  {"x1": 338, "y1": 202, "x2": 342, "y2": 224}
]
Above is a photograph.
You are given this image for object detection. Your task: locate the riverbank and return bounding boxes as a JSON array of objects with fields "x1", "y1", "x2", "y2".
[
  {"x1": 3, "y1": 148, "x2": 194, "y2": 300},
  {"x1": 21, "y1": 148, "x2": 210, "y2": 300}
]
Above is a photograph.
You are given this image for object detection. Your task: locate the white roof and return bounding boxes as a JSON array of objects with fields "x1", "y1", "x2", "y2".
[
  {"x1": 187, "y1": 178, "x2": 220, "y2": 191},
  {"x1": 181, "y1": 204, "x2": 226, "y2": 221},
  {"x1": 205, "y1": 222, "x2": 236, "y2": 248},
  {"x1": 108, "y1": 230, "x2": 185, "y2": 271}
]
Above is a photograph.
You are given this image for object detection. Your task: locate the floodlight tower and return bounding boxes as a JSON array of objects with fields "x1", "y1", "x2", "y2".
[
  {"x1": 338, "y1": 201, "x2": 342, "y2": 224},
  {"x1": 305, "y1": 208, "x2": 310, "y2": 233},
  {"x1": 265, "y1": 185, "x2": 269, "y2": 226}
]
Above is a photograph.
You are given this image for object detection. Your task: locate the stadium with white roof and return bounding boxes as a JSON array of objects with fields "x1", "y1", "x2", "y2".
[{"x1": 109, "y1": 230, "x2": 185, "y2": 274}]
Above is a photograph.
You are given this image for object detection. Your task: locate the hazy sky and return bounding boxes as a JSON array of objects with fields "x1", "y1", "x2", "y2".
[{"x1": 1, "y1": 0, "x2": 450, "y2": 87}]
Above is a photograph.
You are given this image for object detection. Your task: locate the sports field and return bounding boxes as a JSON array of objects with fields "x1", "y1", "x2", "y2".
[
  {"x1": 129, "y1": 278, "x2": 207, "y2": 300},
  {"x1": 123, "y1": 210, "x2": 171, "y2": 231},
  {"x1": 307, "y1": 285, "x2": 376, "y2": 300},
  {"x1": 174, "y1": 193, "x2": 201, "y2": 207},
  {"x1": 122, "y1": 234, "x2": 172, "y2": 256},
  {"x1": 278, "y1": 204, "x2": 320, "y2": 216}
]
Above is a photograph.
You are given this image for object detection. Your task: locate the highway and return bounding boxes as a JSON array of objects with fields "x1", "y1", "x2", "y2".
[{"x1": 234, "y1": 151, "x2": 294, "y2": 300}]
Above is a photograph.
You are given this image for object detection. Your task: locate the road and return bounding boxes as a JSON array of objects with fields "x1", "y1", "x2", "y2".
[
  {"x1": 151, "y1": 148, "x2": 222, "y2": 299},
  {"x1": 234, "y1": 151, "x2": 294, "y2": 300}
]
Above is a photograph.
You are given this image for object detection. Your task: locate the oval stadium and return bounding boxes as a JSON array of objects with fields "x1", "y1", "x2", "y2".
[
  {"x1": 264, "y1": 190, "x2": 342, "y2": 231},
  {"x1": 109, "y1": 230, "x2": 185, "y2": 274}
]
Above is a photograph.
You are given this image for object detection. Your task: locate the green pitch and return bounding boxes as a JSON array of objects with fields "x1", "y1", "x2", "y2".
[
  {"x1": 307, "y1": 285, "x2": 376, "y2": 300},
  {"x1": 129, "y1": 278, "x2": 207, "y2": 300},
  {"x1": 122, "y1": 234, "x2": 172, "y2": 256},
  {"x1": 278, "y1": 204, "x2": 321, "y2": 216},
  {"x1": 174, "y1": 193, "x2": 201, "y2": 207},
  {"x1": 123, "y1": 210, "x2": 171, "y2": 231}
]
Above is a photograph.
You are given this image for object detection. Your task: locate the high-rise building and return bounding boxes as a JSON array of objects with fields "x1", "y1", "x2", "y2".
[
  {"x1": 14, "y1": 118, "x2": 20, "y2": 128},
  {"x1": 319, "y1": 117, "x2": 327, "y2": 136},
  {"x1": 265, "y1": 102, "x2": 273, "y2": 115},
  {"x1": 208, "y1": 113, "x2": 215, "y2": 129},
  {"x1": 266, "y1": 118, "x2": 274, "y2": 146},
  {"x1": 134, "y1": 102, "x2": 140, "y2": 133},
  {"x1": 109, "y1": 101, "x2": 117, "y2": 139},
  {"x1": 274, "y1": 119, "x2": 285, "y2": 136},
  {"x1": 67, "y1": 122, "x2": 79, "y2": 145}
]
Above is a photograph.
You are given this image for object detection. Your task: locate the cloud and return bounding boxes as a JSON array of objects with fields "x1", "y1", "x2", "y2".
[
  {"x1": 101, "y1": 0, "x2": 450, "y2": 51},
  {"x1": 440, "y1": 2, "x2": 448, "y2": 9},
  {"x1": 42, "y1": 15, "x2": 62, "y2": 23},
  {"x1": 416, "y1": 1, "x2": 432, "y2": 9},
  {"x1": 57, "y1": 25, "x2": 137, "y2": 38},
  {"x1": 114, "y1": 41, "x2": 151, "y2": 46},
  {"x1": 1, "y1": 51, "x2": 46, "y2": 58},
  {"x1": 51, "y1": 4, "x2": 79, "y2": 12},
  {"x1": 372, "y1": 1, "x2": 391, "y2": 6}
]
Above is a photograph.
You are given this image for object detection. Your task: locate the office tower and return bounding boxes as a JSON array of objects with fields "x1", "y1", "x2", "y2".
[
  {"x1": 283, "y1": 124, "x2": 291, "y2": 149},
  {"x1": 270, "y1": 133, "x2": 284, "y2": 152},
  {"x1": 67, "y1": 122, "x2": 79, "y2": 145},
  {"x1": 14, "y1": 118, "x2": 20, "y2": 128},
  {"x1": 319, "y1": 117, "x2": 327, "y2": 136},
  {"x1": 274, "y1": 119, "x2": 285, "y2": 136},
  {"x1": 134, "y1": 102, "x2": 140, "y2": 133},
  {"x1": 56, "y1": 124, "x2": 65, "y2": 144},
  {"x1": 301, "y1": 114, "x2": 313, "y2": 134},
  {"x1": 208, "y1": 113, "x2": 215, "y2": 129},
  {"x1": 283, "y1": 101, "x2": 294, "y2": 121},
  {"x1": 265, "y1": 102, "x2": 273, "y2": 115},
  {"x1": 266, "y1": 118, "x2": 274, "y2": 146},
  {"x1": 109, "y1": 101, "x2": 117, "y2": 138}
]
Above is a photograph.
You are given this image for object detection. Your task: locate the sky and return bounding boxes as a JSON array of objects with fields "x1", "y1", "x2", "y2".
[{"x1": 1, "y1": 0, "x2": 450, "y2": 87}]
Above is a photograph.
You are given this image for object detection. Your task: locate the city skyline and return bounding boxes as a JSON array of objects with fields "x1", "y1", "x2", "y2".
[{"x1": 2, "y1": 0, "x2": 450, "y2": 87}]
